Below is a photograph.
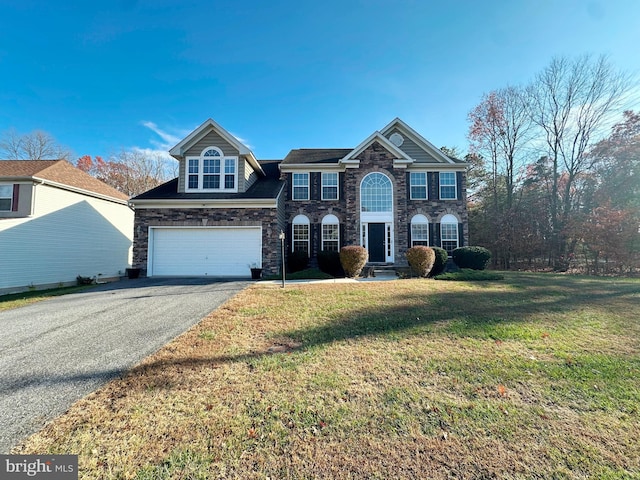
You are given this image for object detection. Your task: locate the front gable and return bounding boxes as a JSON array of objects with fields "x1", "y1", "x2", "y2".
[
  {"x1": 169, "y1": 118, "x2": 264, "y2": 194},
  {"x1": 380, "y1": 118, "x2": 456, "y2": 165},
  {"x1": 340, "y1": 132, "x2": 413, "y2": 169}
]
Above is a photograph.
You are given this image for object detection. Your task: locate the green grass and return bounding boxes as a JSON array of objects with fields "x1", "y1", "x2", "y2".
[
  {"x1": 14, "y1": 272, "x2": 640, "y2": 479},
  {"x1": 435, "y1": 268, "x2": 505, "y2": 281},
  {"x1": 0, "y1": 285, "x2": 95, "y2": 311}
]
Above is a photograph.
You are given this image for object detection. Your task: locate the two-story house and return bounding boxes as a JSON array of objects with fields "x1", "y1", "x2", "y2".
[{"x1": 130, "y1": 118, "x2": 468, "y2": 278}]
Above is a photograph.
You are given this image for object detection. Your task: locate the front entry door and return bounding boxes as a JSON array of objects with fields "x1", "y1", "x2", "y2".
[{"x1": 368, "y1": 223, "x2": 386, "y2": 262}]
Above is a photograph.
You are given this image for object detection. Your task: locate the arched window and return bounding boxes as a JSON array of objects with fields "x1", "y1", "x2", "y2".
[
  {"x1": 292, "y1": 214, "x2": 310, "y2": 254},
  {"x1": 321, "y1": 214, "x2": 340, "y2": 252},
  {"x1": 411, "y1": 214, "x2": 429, "y2": 246},
  {"x1": 361, "y1": 172, "x2": 392, "y2": 212},
  {"x1": 440, "y1": 214, "x2": 459, "y2": 253},
  {"x1": 186, "y1": 146, "x2": 238, "y2": 192}
]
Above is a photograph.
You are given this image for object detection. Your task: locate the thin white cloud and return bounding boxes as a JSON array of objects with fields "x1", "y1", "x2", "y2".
[
  {"x1": 141, "y1": 121, "x2": 182, "y2": 150},
  {"x1": 230, "y1": 131, "x2": 253, "y2": 150}
]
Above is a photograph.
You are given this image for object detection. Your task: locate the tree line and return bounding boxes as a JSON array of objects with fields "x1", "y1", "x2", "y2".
[
  {"x1": 0, "y1": 129, "x2": 175, "y2": 198},
  {"x1": 465, "y1": 54, "x2": 639, "y2": 274}
]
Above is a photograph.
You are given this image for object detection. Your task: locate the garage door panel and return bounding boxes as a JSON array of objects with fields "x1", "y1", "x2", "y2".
[{"x1": 150, "y1": 227, "x2": 261, "y2": 277}]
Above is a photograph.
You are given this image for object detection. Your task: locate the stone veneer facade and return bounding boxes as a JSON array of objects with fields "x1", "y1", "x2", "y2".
[
  {"x1": 283, "y1": 142, "x2": 468, "y2": 266},
  {"x1": 133, "y1": 206, "x2": 285, "y2": 276}
]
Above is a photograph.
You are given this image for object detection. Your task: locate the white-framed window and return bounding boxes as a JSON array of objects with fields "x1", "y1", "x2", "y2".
[
  {"x1": 410, "y1": 172, "x2": 427, "y2": 200},
  {"x1": 0, "y1": 184, "x2": 13, "y2": 211},
  {"x1": 186, "y1": 146, "x2": 238, "y2": 192},
  {"x1": 441, "y1": 214, "x2": 459, "y2": 253},
  {"x1": 439, "y1": 172, "x2": 457, "y2": 200},
  {"x1": 292, "y1": 214, "x2": 310, "y2": 254},
  {"x1": 292, "y1": 173, "x2": 309, "y2": 200},
  {"x1": 361, "y1": 172, "x2": 392, "y2": 212},
  {"x1": 411, "y1": 214, "x2": 429, "y2": 246},
  {"x1": 322, "y1": 172, "x2": 338, "y2": 200},
  {"x1": 321, "y1": 214, "x2": 340, "y2": 252}
]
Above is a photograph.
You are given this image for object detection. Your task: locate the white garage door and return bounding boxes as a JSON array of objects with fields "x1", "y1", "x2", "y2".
[{"x1": 149, "y1": 227, "x2": 262, "y2": 277}]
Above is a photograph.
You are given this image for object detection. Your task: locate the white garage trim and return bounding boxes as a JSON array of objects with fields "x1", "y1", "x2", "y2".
[{"x1": 148, "y1": 226, "x2": 262, "y2": 277}]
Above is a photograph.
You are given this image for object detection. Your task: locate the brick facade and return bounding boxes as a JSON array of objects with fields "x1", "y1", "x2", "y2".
[
  {"x1": 283, "y1": 141, "x2": 469, "y2": 267},
  {"x1": 133, "y1": 207, "x2": 284, "y2": 276}
]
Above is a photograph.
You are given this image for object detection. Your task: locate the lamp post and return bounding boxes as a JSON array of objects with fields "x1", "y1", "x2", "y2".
[{"x1": 278, "y1": 230, "x2": 286, "y2": 288}]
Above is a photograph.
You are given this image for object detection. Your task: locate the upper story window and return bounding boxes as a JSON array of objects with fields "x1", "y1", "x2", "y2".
[
  {"x1": 292, "y1": 173, "x2": 309, "y2": 200},
  {"x1": 322, "y1": 172, "x2": 338, "y2": 200},
  {"x1": 410, "y1": 172, "x2": 427, "y2": 200},
  {"x1": 0, "y1": 184, "x2": 13, "y2": 211},
  {"x1": 361, "y1": 172, "x2": 392, "y2": 212},
  {"x1": 439, "y1": 172, "x2": 457, "y2": 200},
  {"x1": 186, "y1": 147, "x2": 238, "y2": 192}
]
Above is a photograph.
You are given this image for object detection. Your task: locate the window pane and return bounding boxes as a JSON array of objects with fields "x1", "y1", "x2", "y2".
[
  {"x1": 188, "y1": 159, "x2": 199, "y2": 174},
  {"x1": 322, "y1": 223, "x2": 339, "y2": 252},
  {"x1": 410, "y1": 173, "x2": 427, "y2": 200},
  {"x1": 224, "y1": 174, "x2": 234, "y2": 189},
  {"x1": 293, "y1": 224, "x2": 309, "y2": 254},
  {"x1": 440, "y1": 172, "x2": 456, "y2": 199},
  {"x1": 293, "y1": 173, "x2": 309, "y2": 200},
  {"x1": 204, "y1": 159, "x2": 220, "y2": 174},
  {"x1": 188, "y1": 175, "x2": 198, "y2": 189},
  {"x1": 225, "y1": 159, "x2": 235, "y2": 174},
  {"x1": 322, "y1": 173, "x2": 338, "y2": 200},
  {"x1": 204, "y1": 149, "x2": 221, "y2": 156},
  {"x1": 0, "y1": 198, "x2": 11, "y2": 211},
  {"x1": 203, "y1": 175, "x2": 220, "y2": 189},
  {"x1": 411, "y1": 223, "x2": 429, "y2": 246},
  {"x1": 361, "y1": 173, "x2": 392, "y2": 212}
]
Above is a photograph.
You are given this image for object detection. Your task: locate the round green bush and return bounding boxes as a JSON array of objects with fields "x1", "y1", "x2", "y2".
[
  {"x1": 287, "y1": 250, "x2": 309, "y2": 273},
  {"x1": 428, "y1": 247, "x2": 448, "y2": 277},
  {"x1": 451, "y1": 246, "x2": 491, "y2": 270},
  {"x1": 318, "y1": 250, "x2": 345, "y2": 277},
  {"x1": 339, "y1": 246, "x2": 369, "y2": 278},
  {"x1": 406, "y1": 246, "x2": 436, "y2": 277}
]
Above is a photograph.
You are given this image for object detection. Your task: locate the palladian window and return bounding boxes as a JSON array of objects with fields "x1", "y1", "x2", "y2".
[{"x1": 361, "y1": 173, "x2": 392, "y2": 212}]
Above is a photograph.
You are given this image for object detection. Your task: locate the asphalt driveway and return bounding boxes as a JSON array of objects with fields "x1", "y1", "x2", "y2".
[{"x1": 0, "y1": 277, "x2": 249, "y2": 453}]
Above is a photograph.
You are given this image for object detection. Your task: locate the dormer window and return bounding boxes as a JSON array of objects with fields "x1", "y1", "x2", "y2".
[{"x1": 186, "y1": 147, "x2": 238, "y2": 192}]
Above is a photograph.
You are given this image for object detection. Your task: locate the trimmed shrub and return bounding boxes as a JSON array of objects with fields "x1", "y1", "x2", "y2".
[
  {"x1": 287, "y1": 250, "x2": 309, "y2": 273},
  {"x1": 318, "y1": 250, "x2": 345, "y2": 277},
  {"x1": 406, "y1": 246, "x2": 436, "y2": 278},
  {"x1": 451, "y1": 246, "x2": 491, "y2": 270},
  {"x1": 339, "y1": 246, "x2": 368, "y2": 278},
  {"x1": 428, "y1": 247, "x2": 448, "y2": 277}
]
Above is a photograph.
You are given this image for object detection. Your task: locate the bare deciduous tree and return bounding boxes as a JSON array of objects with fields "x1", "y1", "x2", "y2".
[
  {"x1": 526, "y1": 54, "x2": 633, "y2": 265},
  {"x1": 0, "y1": 129, "x2": 72, "y2": 160}
]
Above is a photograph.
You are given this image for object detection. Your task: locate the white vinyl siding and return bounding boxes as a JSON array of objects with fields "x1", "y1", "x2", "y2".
[
  {"x1": 0, "y1": 184, "x2": 133, "y2": 292},
  {"x1": 149, "y1": 227, "x2": 261, "y2": 277}
]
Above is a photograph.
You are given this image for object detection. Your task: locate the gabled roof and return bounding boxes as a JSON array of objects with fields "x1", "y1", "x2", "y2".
[
  {"x1": 340, "y1": 131, "x2": 413, "y2": 167},
  {"x1": 0, "y1": 160, "x2": 129, "y2": 202},
  {"x1": 169, "y1": 118, "x2": 264, "y2": 175},
  {"x1": 380, "y1": 117, "x2": 457, "y2": 164},
  {"x1": 131, "y1": 160, "x2": 284, "y2": 203}
]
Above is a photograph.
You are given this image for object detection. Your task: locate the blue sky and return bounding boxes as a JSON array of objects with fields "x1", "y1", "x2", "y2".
[{"x1": 0, "y1": 0, "x2": 638, "y2": 161}]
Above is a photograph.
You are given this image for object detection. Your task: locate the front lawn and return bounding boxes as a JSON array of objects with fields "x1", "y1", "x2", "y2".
[{"x1": 14, "y1": 272, "x2": 640, "y2": 479}]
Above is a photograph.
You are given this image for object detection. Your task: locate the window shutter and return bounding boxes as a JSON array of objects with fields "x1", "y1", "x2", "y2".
[
  {"x1": 406, "y1": 172, "x2": 411, "y2": 199},
  {"x1": 12, "y1": 184, "x2": 19, "y2": 212},
  {"x1": 408, "y1": 222, "x2": 412, "y2": 248},
  {"x1": 340, "y1": 223, "x2": 345, "y2": 250},
  {"x1": 434, "y1": 223, "x2": 441, "y2": 248},
  {"x1": 428, "y1": 172, "x2": 439, "y2": 199},
  {"x1": 458, "y1": 224, "x2": 464, "y2": 247},
  {"x1": 456, "y1": 172, "x2": 463, "y2": 200}
]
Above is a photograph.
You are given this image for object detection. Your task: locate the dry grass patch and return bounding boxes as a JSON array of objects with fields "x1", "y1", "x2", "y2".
[{"x1": 14, "y1": 273, "x2": 640, "y2": 479}]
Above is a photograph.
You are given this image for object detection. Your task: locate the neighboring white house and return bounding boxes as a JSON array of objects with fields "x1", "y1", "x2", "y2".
[{"x1": 0, "y1": 160, "x2": 134, "y2": 294}]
